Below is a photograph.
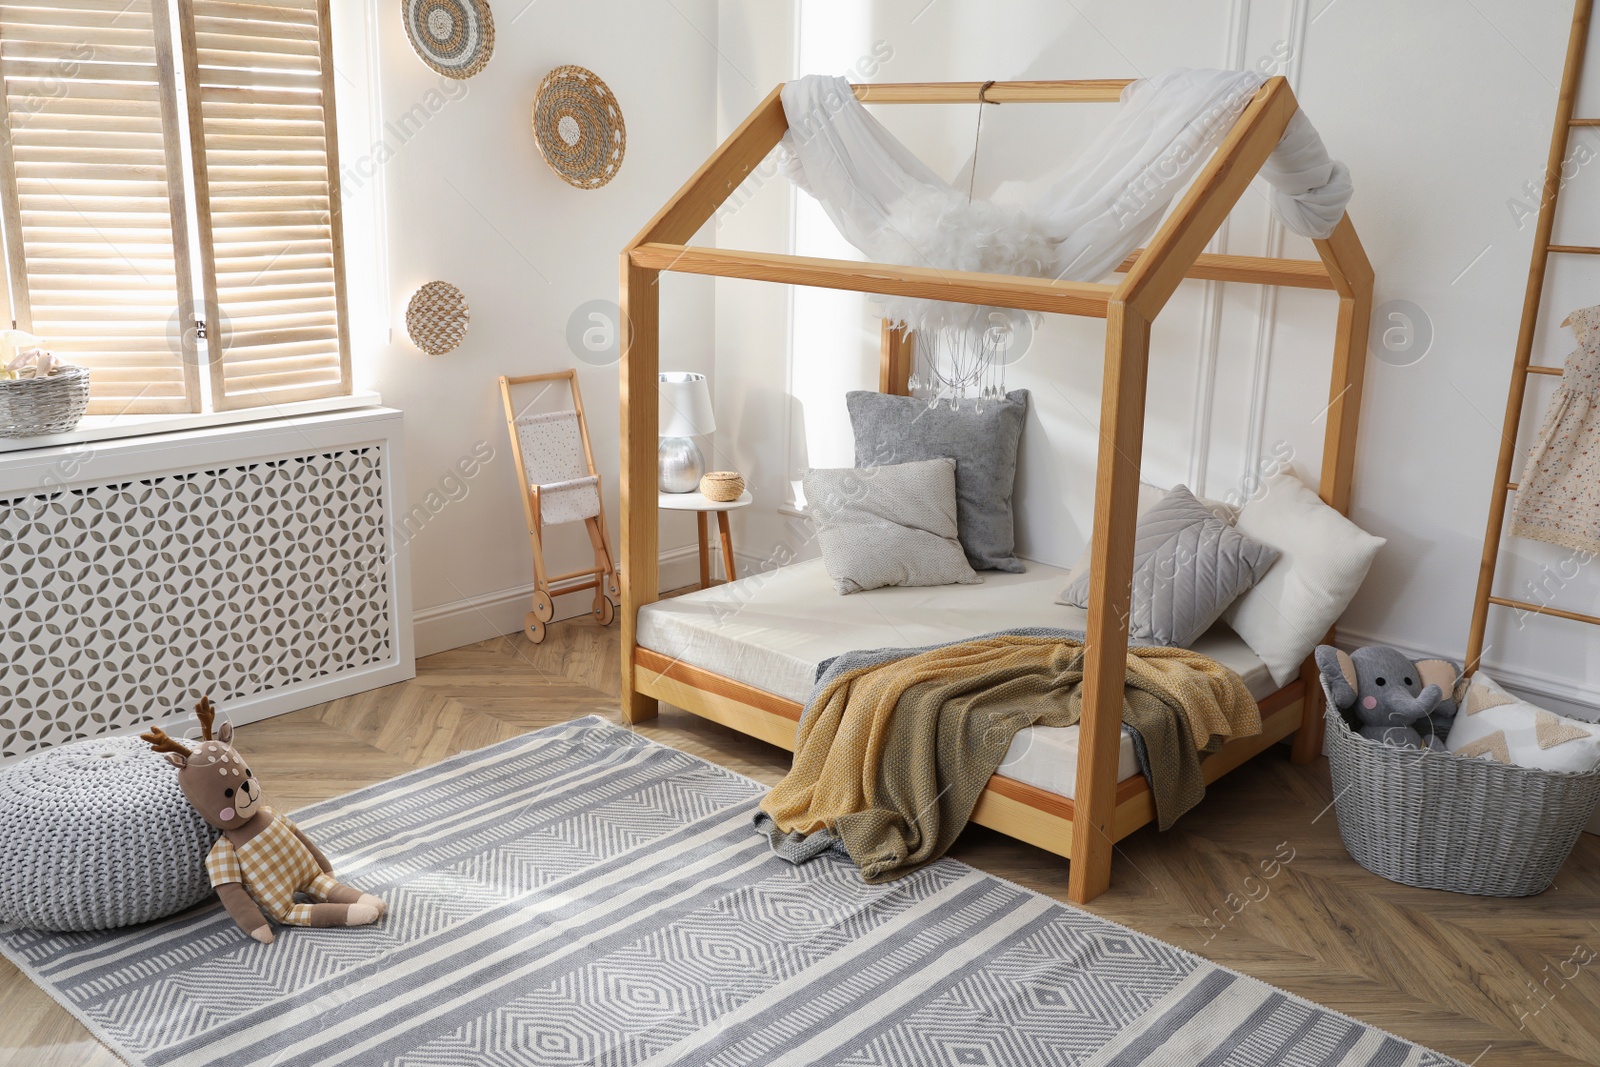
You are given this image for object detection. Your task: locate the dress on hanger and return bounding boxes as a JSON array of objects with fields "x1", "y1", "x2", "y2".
[{"x1": 1510, "y1": 303, "x2": 1600, "y2": 554}]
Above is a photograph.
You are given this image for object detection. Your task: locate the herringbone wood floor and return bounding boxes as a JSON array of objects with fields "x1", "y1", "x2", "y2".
[{"x1": 4, "y1": 614, "x2": 1598, "y2": 1066}]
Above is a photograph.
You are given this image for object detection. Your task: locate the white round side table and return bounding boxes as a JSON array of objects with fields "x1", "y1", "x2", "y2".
[{"x1": 658, "y1": 489, "x2": 752, "y2": 588}]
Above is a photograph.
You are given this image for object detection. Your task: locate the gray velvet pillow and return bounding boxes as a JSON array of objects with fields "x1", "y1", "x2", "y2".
[
  {"x1": 804, "y1": 458, "x2": 981, "y2": 595},
  {"x1": 846, "y1": 390, "x2": 1028, "y2": 572},
  {"x1": 1059, "y1": 485, "x2": 1280, "y2": 646}
]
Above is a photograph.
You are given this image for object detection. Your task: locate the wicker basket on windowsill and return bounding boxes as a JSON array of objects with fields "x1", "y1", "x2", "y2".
[{"x1": 0, "y1": 364, "x2": 90, "y2": 437}]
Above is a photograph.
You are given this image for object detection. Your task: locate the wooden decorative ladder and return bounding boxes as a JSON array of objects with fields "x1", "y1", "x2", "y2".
[{"x1": 1466, "y1": 0, "x2": 1600, "y2": 668}]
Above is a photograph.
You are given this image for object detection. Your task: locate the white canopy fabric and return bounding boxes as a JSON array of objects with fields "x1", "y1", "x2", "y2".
[{"x1": 777, "y1": 69, "x2": 1352, "y2": 335}]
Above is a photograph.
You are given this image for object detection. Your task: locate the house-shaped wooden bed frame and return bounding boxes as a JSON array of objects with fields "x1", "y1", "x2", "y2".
[{"x1": 617, "y1": 77, "x2": 1372, "y2": 904}]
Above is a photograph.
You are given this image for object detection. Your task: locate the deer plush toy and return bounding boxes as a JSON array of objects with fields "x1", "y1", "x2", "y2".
[{"x1": 142, "y1": 697, "x2": 386, "y2": 944}]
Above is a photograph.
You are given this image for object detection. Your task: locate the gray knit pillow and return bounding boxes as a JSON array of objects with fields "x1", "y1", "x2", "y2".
[
  {"x1": 1059, "y1": 485, "x2": 1280, "y2": 646},
  {"x1": 0, "y1": 735, "x2": 220, "y2": 932},
  {"x1": 804, "y1": 458, "x2": 982, "y2": 594},
  {"x1": 846, "y1": 390, "x2": 1028, "y2": 572}
]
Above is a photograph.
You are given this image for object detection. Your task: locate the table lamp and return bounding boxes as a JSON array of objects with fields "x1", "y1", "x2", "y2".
[{"x1": 659, "y1": 371, "x2": 715, "y2": 493}]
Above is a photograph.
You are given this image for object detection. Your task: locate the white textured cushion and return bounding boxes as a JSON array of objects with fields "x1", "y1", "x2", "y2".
[
  {"x1": 1446, "y1": 671, "x2": 1600, "y2": 772},
  {"x1": 804, "y1": 458, "x2": 981, "y2": 595},
  {"x1": 1221, "y1": 470, "x2": 1385, "y2": 687}
]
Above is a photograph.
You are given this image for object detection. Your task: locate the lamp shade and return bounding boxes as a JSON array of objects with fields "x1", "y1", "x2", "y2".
[{"x1": 659, "y1": 371, "x2": 715, "y2": 437}]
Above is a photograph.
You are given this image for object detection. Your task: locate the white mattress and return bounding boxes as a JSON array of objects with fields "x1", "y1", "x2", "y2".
[{"x1": 636, "y1": 558, "x2": 1277, "y2": 800}]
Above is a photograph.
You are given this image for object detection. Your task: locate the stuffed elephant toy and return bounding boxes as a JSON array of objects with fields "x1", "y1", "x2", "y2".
[{"x1": 1314, "y1": 644, "x2": 1461, "y2": 750}]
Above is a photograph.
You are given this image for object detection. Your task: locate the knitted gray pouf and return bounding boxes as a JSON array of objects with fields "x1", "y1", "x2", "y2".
[{"x1": 0, "y1": 735, "x2": 220, "y2": 932}]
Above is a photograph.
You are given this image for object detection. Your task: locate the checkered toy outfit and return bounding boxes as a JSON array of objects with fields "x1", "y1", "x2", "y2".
[{"x1": 206, "y1": 808, "x2": 342, "y2": 926}]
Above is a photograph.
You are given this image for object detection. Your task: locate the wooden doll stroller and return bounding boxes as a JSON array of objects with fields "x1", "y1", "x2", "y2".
[{"x1": 498, "y1": 370, "x2": 619, "y2": 643}]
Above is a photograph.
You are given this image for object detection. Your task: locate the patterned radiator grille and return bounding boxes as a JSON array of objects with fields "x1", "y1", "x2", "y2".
[{"x1": 0, "y1": 448, "x2": 392, "y2": 759}]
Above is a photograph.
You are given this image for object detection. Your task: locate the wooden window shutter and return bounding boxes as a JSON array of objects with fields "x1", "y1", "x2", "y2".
[
  {"x1": 177, "y1": 0, "x2": 350, "y2": 410},
  {"x1": 0, "y1": 0, "x2": 201, "y2": 414}
]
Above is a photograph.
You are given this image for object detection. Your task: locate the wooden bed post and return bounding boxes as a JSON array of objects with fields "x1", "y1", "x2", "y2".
[
  {"x1": 879, "y1": 322, "x2": 913, "y2": 394},
  {"x1": 1070, "y1": 301, "x2": 1152, "y2": 903},
  {"x1": 619, "y1": 86, "x2": 789, "y2": 724},
  {"x1": 1291, "y1": 214, "x2": 1374, "y2": 762},
  {"x1": 1069, "y1": 78, "x2": 1297, "y2": 902},
  {"x1": 620, "y1": 256, "x2": 661, "y2": 723}
]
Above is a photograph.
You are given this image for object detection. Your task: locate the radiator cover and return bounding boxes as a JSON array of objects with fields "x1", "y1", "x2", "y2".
[{"x1": 0, "y1": 409, "x2": 414, "y2": 760}]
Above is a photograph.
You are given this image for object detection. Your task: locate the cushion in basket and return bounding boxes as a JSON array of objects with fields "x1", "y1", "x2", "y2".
[
  {"x1": 804, "y1": 458, "x2": 981, "y2": 595},
  {"x1": 1058, "y1": 485, "x2": 1280, "y2": 647},
  {"x1": 1445, "y1": 671, "x2": 1600, "y2": 773},
  {"x1": 1222, "y1": 469, "x2": 1386, "y2": 687},
  {"x1": 846, "y1": 390, "x2": 1028, "y2": 572}
]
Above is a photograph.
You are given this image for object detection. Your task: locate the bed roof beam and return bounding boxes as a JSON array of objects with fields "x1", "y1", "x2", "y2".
[
  {"x1": 853, "y1": 80, "x2": 1134, "y2": 103},
  {"x1": 629, "y1": 85, "x2": 788, "y2": 250},
  {"x1": 628, "y1": 242, "x2": 1117, "y2": 318},
  {"x1": 632, "y1": 241, "x2": 1336, "y2": 307},
  {"x1": 1115, "y1": 77, "x2": 1298, "y2": 320},
  {"x1": 1113, "y1": 248, "x2": 1335, "y2": 290}
]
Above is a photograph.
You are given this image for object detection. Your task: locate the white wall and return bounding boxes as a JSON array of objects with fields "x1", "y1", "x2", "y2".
[
  {"x1": 710, "y1": 0, "x2": 1600, "y2": 716},
  {"x1": 332, "y1": 0, "x2": 722, "y2": 655}
]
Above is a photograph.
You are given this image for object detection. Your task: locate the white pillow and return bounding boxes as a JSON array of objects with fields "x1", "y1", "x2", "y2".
[
  {"x1": 1221, "y1": 470, "x2": 1385, "y2": 687},
  {"x1": 1446, "y1": 671, "x2": 1600, "y2": 773},
  {"x1": 1063, "y1": 483, "x2": 1236, "y2": 586}
]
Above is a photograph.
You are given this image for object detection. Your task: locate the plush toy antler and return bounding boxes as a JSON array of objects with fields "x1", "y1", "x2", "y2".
[
  {"x1": 194, "y1": 695, "x2": 217, "y2": 742},
  {"x1": 139, "y1": 726, "x2": 193, "y2": 764}
]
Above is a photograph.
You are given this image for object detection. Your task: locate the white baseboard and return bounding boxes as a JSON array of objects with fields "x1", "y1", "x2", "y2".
[{"x1": 413, "y1": 545, "x2": 706, "y2": 658}]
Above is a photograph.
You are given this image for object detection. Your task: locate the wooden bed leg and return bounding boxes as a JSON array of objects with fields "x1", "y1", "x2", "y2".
[
  {"x1": 624, "y1": 690, "x2": 660, "y2": 724},
  {"x1": 1291, "y1": 654, "x2": 1326, "y2": 764},
  {"x1": 620, "y1": 255, "x2": 661, "y2": 724},
  {"x1": 1069, "y1": 302, "x2": 1151, "y2": 906}
]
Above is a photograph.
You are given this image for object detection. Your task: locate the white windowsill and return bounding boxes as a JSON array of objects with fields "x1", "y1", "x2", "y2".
[{"x1": 0, "y1": 391, "x2": 384, "y2": 455}]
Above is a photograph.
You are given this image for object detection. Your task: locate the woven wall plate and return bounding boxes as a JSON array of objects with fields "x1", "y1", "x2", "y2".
[
  {"x1": 402, "y1": 0, "x2": 494, "y2": 80},
  {"x1": 406, "y1": 281, "x2": 470, "y2": 355},
  {"x1": 531, "y1": 65, "x2": 626, "y2": 189}
]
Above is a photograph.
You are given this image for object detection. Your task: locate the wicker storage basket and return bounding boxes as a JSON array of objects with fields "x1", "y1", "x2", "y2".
[
  {"x1": 1321, "y1": 679, "x2": 1600, "y2": 896},
  {"x1": 0, "y1": 365, "x2": 89, "y2": 437},
  {"x1": 699, "y1": 471, "x2": 745, "y2": 502}
]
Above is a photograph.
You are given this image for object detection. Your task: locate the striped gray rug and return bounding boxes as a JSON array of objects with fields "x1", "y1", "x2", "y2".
[{"x1": 2, "y1": 716, "x2": 1457, "y2": 1067}]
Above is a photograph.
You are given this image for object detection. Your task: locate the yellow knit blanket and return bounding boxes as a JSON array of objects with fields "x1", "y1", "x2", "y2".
[{"x1": 759, "y1": 635, "x2": 1259, "y2": 881}]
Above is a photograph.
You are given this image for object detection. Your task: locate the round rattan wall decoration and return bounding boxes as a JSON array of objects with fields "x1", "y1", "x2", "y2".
[
  {"x1": 405, "y1": 281, "x2": 470, "y2": 355},
  {"x1": 531, "y1": 65, "x2": 626, "y2": 189},
  {"x1": 401, "y1": 0, "x2": 494, "y2": 80}
]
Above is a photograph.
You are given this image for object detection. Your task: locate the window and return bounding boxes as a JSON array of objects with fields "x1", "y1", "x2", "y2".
[{"x1": 0, "y1": 0, "x2": 349, "y2": 415}]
